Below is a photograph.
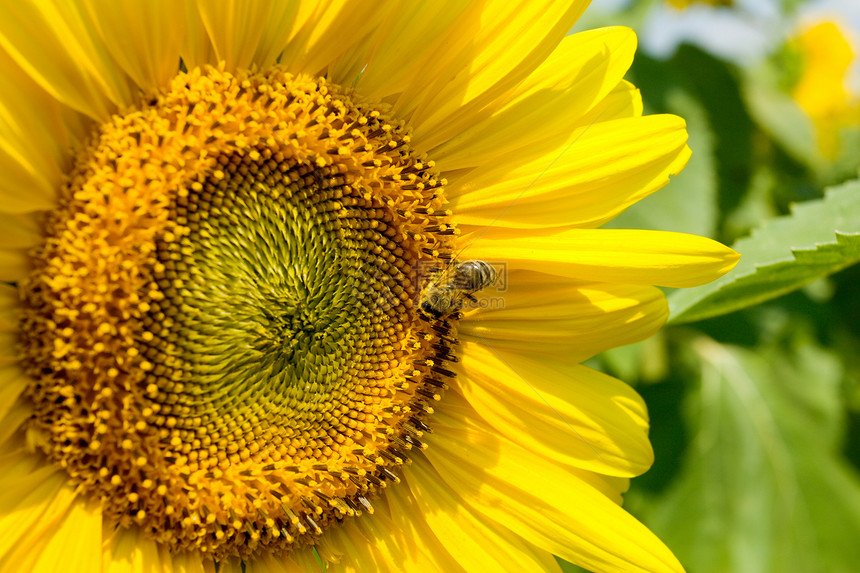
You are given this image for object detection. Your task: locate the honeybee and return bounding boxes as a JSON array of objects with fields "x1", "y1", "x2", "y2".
[{"x1": 418, "y1": 260, "x2": 498, "y2": 318}]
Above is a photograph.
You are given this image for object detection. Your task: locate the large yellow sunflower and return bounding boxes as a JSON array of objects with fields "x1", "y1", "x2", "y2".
[{"x1": 0, "y1": 1, "x2": 738, "y2": 572}]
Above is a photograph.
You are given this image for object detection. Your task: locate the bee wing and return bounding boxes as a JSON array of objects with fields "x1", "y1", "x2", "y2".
[{"x1": 434, "y1": 260, "x2": 462, "y2": 289}]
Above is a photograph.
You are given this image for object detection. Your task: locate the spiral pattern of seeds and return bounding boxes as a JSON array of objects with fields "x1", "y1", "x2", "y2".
[{"x1": 18, "y1": 67, "x2": 459, "y2": 560}]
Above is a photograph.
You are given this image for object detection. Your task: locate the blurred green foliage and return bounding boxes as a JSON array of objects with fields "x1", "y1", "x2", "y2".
[{"x1": 568, "y1": 2, "x2": 860, "y2": 571}]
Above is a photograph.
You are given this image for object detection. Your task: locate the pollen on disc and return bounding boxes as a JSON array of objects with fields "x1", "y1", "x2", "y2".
[{"x1": 18, "y1": 66, "x2": 462, "y2": 560}]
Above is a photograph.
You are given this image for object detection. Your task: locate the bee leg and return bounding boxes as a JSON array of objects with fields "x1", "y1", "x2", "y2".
[
  {"x1": 420, "y1": 302, "x2": 444, "y2": 320},
  {"x1": 464, "y1": 294, "x2": 478, "y2": 303}
]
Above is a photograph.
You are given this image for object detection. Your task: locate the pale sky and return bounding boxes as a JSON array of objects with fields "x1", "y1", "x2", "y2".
[{"x1": 590, "y1": 0, "x2": 860, "y2": 81}]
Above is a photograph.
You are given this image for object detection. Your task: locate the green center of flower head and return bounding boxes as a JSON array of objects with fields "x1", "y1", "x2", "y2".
[{"x1": 18, "y1": 66, "x2": 461, "y2": 559}]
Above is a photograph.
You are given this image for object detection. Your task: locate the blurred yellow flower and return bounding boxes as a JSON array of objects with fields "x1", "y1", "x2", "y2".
[
  {"x1": 0, "y1": 1, "x2": 737, "y2": 572},
  {"x1": 791, "y1": 20, "x2": 860, "y2": 158}
]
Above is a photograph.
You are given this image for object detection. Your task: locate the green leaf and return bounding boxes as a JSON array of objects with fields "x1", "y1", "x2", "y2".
[
  {"x1": 669, "y1": 179, "x2": 860, "y2": 324},
  {"x1": 741, "y1": 67, "x2": 824, "y2": 172},
  {"x1": 627, "y1": 45, "x2": 756, "y2": 229},
  {"x1": 556, "y1": 557, "x2": 589, "y2": 573},
  {"x1": 607, "y1": 88, "x2": 718, "y2": 236},
  {"x1": 629, "y1": 336, "x2": 860, "y2": 573}
]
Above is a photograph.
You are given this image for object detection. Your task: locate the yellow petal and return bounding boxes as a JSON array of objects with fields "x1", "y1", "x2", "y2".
[
  {"x1": 0, "y1": 1, "x2": 135, "y2": 120},
  {"x1": 291, "y1": 550, "x2": 325, "y2": 573},
  {"x1": 0, "y1": 283, "x2": 19, "y2": 332},
  {"x1": 425, "y1": 394, "x2": 685, "y2": 573},
  {"x1": 443, "y1": 78, "x2": 642, "y2": 202},
  {"x1": 573, "y1": 78, "x2": 643, "y2": 129},
  {"x1": 462, "y1": 228, "x2": 739, "y2": 287},
  {"x1": 102, "y1": 525, "x2": 164, "y2": 573},
  {"x1": 0, "y1": 453, "x2": 101, "y2": 573},
  {"x1": 441, "y1": 381, "x2": 629, "y2": 504},
  {"x1": 0, "y1": 347, "x2": 19, "y2": 374},
  {"x1": 185, "y1": 2, "x2": 325, "y2": 77},
  {"x1": 215, "y1": 559, "x2": 242, "y2": 573},
  {"x1": 80, "y1": 0, "x2": 187, "y2": 92},
  {"x1": 322, "y1": 520, "x2": 389, "y2": 572},
  {"x1": 249, "y1": 4, "x2": 317, "y2": 70},
  {"x1": 241, "y1": 552, "x2": 306, "y2": 573},
  {"x1": 0, "y1": 331, "x2": 20, "y2": 362},
  {"x1": 0, "y1": 157, "x2": 57, "y2": 213},
  {"x1": 433, "y1": 27, "x2": 639, "y2": 172},
  {"x1": 0, "y1": 50, "x2": 86, "y2": 213},
  {"x1": 0, "y1": 393, "x2": 29, "y2": 450},
  {"x1": 459, "y1": 270, "x2": 667, "y2": 360},
  {"x1": 408, "y1": 0, "x2": 589, "y2": 150},
  {"x1": 0, "y1": 441, "x2": 44, "y2": 481},
  {"x1": 103, "y1": 526, "x2": 251, "y2": 573},
  {"x1": 173, "y1": 1, "x2": 214, "y2": 69},
  {"x1": 154, "y1": 546, "x2": 212, "y2": 573},
  {"x1": 194, "y1": 0, "x2": 281, "y2": 71},
  {"x1": 343, "y1": 1, "x2": 474, "y2": 102},
  {"x1": 455, "y1": 340, "x2": 653, "y2": 477},
  {"x1": 0, "y1": 367, "x2": 28, "y2": 431},
  {"x1": 403, "y1": 454, "x2": 563, "y2": 572},
  {"x1": 0, "y1": 212, "x2": 42, "y2": 248},
  {"x1": 19, "y1": 497, "x2": 101, "y2": 573},
  {"x1": 0, "y1": 247, "x2": 28, "y2": 282},
  {"x1": 450, "y1": 114, "x2": 690, "y2": 229},
  {"x1": 385, "y1": 480, "x2": 475, "y2": 573},
  {"x1": 276, "y1": 1, "x2": 395, "y2": 79},
  {"x1": 0, "y1": 329, "x2": 23, "y2": 363},
  {"x1": 323, "y1": 508, "x2": 459, "y2": 573},
  {"x1": 106, "y1": 531, "x2": 221, "y2": 573}
]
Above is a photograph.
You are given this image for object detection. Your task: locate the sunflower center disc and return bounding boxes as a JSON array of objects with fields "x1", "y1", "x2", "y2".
[{"x1": 18, "y1": 67, "x2": 459, "y2": 559}]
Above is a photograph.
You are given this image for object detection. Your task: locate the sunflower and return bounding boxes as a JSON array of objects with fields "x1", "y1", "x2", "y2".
[
  {"x1": 0, "y1": 1, "x2": 738, "y2": 572},
  {"x1": 789, "y1": 19, "x2": 860, "y2": 159}
]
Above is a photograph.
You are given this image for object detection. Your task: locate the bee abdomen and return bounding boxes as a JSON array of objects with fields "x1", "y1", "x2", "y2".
[{"x1": 452, "y1": 260, "x2": 497, "y2": 292}]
